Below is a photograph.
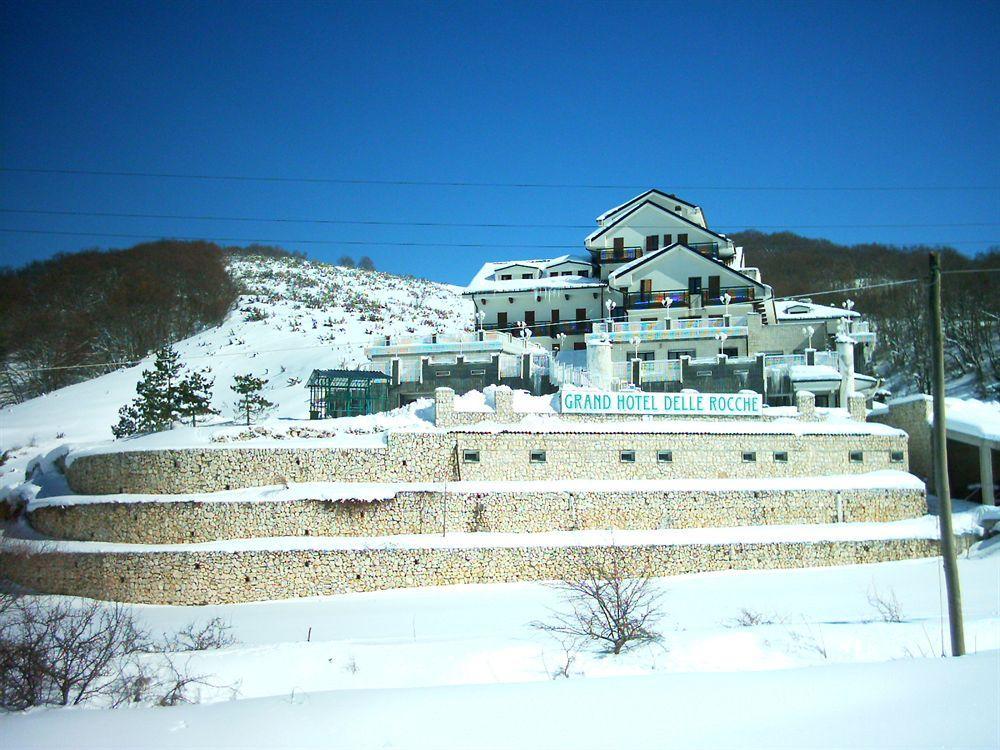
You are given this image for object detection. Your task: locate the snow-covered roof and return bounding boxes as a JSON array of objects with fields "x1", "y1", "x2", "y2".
[
  {"x1": 464, "y1": 257, "x2": 603, "y2": 295},
  {"x1": 775, "y1": 300, "x2": 860, "y2": 321},
  {"x1": 889, "y1": 395, "x2": 1000, "y2": 444},
  {"x1": 788, "y1": 365, "x2": 843, "y2": 383},
  {"x1": 595, "y1": 189, "x2": 700, "y2": 223}
]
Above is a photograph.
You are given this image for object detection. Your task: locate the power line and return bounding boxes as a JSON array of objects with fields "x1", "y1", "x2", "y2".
[
  {"x1": 1, "y1": 227, "x2": 997, "y2": 249},
  {"x1": 13, "y1": 270, "x2": 1000, "y2": 376},
  {"x1": 2, "y1": 207, "x2": 998, "y2": 231},
  {"x1": 2, "y1": 166, "x2": 998, "y2": 191}
]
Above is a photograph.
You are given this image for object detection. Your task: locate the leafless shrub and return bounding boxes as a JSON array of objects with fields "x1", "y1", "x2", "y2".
[
  {"x1": 162, "y1": 617, "x2": 238, "y2": 652},
  {"x1": 867, "y1": 584, "x2": 905, "y2": 623},
  {"x1": 547, "y1": 638, "x2": 580, "y2": 679},
  {"x1": 787, "y1": 618, "x2": 828, "y2": 659},
  {"x1": 724, "y1": 608, "x2": 784, "y2": 628},
  {"x1": 0, "y1": 597, "x2": 238, "y2": 710},
  {"x1": 343, "y1": 655, "x2": 359, "y2": 675},
  {"x1": 532, "y1": 550, "x2": 663, "y2": 655}
]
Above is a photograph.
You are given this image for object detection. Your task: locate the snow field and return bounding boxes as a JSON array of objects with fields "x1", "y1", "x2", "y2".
[{"x1": 2, "y1": 541, "x2": 999, "y2": 748}]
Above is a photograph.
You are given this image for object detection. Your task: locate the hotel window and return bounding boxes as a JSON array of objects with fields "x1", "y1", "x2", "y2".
[
  {"x1": 462, "y1": 450, "x2": 480, "y2": 464},
  {"x1": 850, "y1": 450, "x2": 864, "y2": 463},
  {"x1": 663, "y1": 233, "x2": 672, "y2": 246},
  {"x1": 890, "y1": 451, "x2": 905, "y2": 463},
  {"x1": 470, "y1": 369, "x2": 487, "y2": 376},
  {"x1": 500, "y1": 274, "x2": 512, "y2": 280},
  {"x1": 742, "y1": 451, "x2": 757, "y2": 463},
  {"x1": 657, "y1": 450, "x2": 673, "y2": 463},
  {"x1": 521, "y1": 273, "x2": 533, "y2": 279},
  {"x1": 645, "y1": 235, "x2": 658, "y2": 253},
  {"x1": 620, "y1": 450, "x2": 636, "y2": 463},
  {"x1": 574, "y1": 342, "x2": 587, "y2": 350},
  {"x1": 530, "y1": 450, "x2": 547, "y2": 464},
  {"x1": 578, "y1": 270, "x2": 589, "y2": 277},
  {"x1": 435, "y1": 371, "x2": 451, "y2": 377},
  {"x1": 562, "y1": 271, "x2": 573, "y2": 276},
  {"x1": 773, "y1": 451, "x2": 789, "y2": 463},
  {"x1": 678, "y1": 233, "x2": 689, "y2": 245}
]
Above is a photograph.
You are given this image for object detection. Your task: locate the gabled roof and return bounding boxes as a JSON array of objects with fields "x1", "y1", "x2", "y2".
[
  {"x1": 464, "y1": 255, "x2": 602, "y2": 295},
  {"x1": 596, "y1": 189, "x2": 701, "y2": 223},
  {"x1": 586, "y1": 199, "x2": 729, "y2": 245},
  {"x1": 608, "y1": 243, "x2": 766, "y2": 289}
]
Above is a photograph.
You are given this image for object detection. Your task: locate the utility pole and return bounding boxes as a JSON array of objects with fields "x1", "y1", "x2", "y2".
[{"x1": 929, "y1": 252, "x2": 965, "y2": 657}]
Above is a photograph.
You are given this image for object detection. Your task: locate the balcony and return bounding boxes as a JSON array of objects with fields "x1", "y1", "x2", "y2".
[
  {"x1": 623, "y1": 285, "x2": 756, "y2": 310},
  {"x1": 594, "y1": 246, "x2": 643, "y2": 263},
  {"x1": 482, "y1": 320, "x2": 592, "y2": 337},
  {"x1": 588, "y1": 317, "x2": 749, "y2": 344}
]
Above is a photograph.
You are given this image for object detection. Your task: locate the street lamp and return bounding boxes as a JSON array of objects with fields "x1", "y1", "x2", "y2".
[
  {"x1": 631, "y1": 335, "x2": 641, "y2": 361},
  {"x1": 715, "y1": 331, "x2": 728, "y2": 356},
  {"x1": 555, "y1": 331, "x2": 566, "y2": 353},
  {"x1": 802, "y1": 325, "x2": 816, "y2": 349},
  {"x1": 605, "y1": 299, "x2": 617, "y2": 323},
  {"x1": 721, "y1": 291, "x2": 732, "y2": 319},
  {"x1": 475, "y1": 310, "x2": 486, "y2": 331}
]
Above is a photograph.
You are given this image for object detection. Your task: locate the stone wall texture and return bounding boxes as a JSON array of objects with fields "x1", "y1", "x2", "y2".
[
  {"x1": 1, "y1": 537, "x2": 955, "y2": 605},
  {"x1": 66, "y1": 430, "x2": 908, "y2": 495},
  {"x1": 870, "y1": 398, "x2": 933, "y2": 481},
  {"x1": 29, "y1": 486, "x2": 927, "y2": 544}
]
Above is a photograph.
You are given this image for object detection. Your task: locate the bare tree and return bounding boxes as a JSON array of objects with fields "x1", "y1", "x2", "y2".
[{"x1": 532, "y1": 550, "x2": 663, "y2": 655}]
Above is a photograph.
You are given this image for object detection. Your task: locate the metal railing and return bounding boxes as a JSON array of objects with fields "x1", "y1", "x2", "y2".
[{"x1": 639, "y1": 359, "x2": 683, "y2": 383}]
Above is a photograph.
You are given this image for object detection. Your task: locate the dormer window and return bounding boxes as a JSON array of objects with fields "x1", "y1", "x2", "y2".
[{"x1": 786, "y1": 305, "x2": 811, "y2": 314}]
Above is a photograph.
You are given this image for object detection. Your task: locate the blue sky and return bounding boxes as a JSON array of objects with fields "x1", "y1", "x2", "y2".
[{"x1": 1, "y1": 0, "x2": 997, "y2": 284}]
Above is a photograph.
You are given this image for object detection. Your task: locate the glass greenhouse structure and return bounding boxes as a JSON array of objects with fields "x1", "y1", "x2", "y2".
[{"x1": 307, "y1": 369, "x2": 391, "y2": 419}]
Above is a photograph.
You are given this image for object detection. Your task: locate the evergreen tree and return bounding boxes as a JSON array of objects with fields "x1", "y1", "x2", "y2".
[
  {"x1": 231, "y1": 373, "x2": 274, "y2": 426},
  {"x1": 358, "y1": 256, "x2": 376, "y2": 272},
  {"x1": 112, "y1": 347, "x2": 217, "y2": 436},
  {"x1": 176, "y1": 369, "x2": 218, "y2": 427}
]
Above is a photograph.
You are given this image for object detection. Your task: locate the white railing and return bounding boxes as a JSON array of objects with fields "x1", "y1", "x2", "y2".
[
  {"x1": 639, "y1": 359, "x2": 683, "y2": 382},
  {"x1": 763, "y1": 354, "x2": 807, "y2": 368},
  {"x1": 498, "y1": 354, "x2": 522, "y2": 379},
  {"x1": 674, "y1": 317, "x2": 725, "y2": 330}
]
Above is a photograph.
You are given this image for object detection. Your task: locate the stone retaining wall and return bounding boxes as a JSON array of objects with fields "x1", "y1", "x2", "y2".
[
  {"x1": 29, "y1": 487, "x2": 927, "y2": 544},
  {"x1": 1, "y1": 537, "x2": 951, "y2": 605},
  {"x1": 454, "y1": 432, "x2": 907, "y2": 481},
  {"x1": 66, "y1": 430, "x2": 909, "y2": 495}
]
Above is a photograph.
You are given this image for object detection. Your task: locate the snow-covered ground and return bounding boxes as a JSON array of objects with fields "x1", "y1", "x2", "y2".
[{"x1": 3, "y1": 539, "x2": 998, "y2": 749}]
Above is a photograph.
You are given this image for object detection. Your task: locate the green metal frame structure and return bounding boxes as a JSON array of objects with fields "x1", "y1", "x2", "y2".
[{"x1": 307, "y1": 369, "x2": 391, "y2": 419}]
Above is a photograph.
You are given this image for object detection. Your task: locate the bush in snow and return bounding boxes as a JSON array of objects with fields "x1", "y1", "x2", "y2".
[
  {"x1": 532, "y1": 551, "x2": 664, "y2": 655},
  {"x1": 231, "y1": 373, "x2": 274, "y2": 426},
  {"x1": 358, "y1": 256, "x2": 376, "y2": 272},
  {"x1": 0, "y1": 591, "x2": 238, "y2": 710}
]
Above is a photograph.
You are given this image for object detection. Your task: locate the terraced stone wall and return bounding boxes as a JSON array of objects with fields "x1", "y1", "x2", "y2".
[
  {"x1": 1, "y1": 537, "x2": 952, "y2": 605},
  {"x1": 29, "y1": 486, "x2": 927, "y2": 544}
]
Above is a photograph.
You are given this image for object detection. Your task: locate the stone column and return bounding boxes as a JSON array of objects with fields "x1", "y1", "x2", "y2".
[
  {"x1": 434, "y1": 387, "x2": 455, "y2": 428},
  {"x1": 848, "y1": 392, "x2": 867, "y2": 422},
  {"x1": 981, "y1": 443, "x2": 996, "y2": 506},
  {"x1": 796, "y1": 390, "x2": 816, "y2": 420},
  {"x1": 493, "y1": 385, "x2": 515, "y2": 422}
]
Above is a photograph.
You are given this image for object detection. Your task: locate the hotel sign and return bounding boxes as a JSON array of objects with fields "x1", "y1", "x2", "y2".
[{"x1": 559, "y1": 387, "x2": 762, "y2": 417}]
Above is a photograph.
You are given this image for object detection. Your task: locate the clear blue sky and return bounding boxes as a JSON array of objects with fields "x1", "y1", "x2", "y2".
[{"x1": 1, "y1": 0, "x2": 997, "y2": 284}]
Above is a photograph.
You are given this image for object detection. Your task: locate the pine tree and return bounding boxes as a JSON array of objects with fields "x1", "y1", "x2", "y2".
[
  {"x1": 177, "y1": 369, "x2": 218, "y2": 427},
  {"x1": 358, "y1": 256, "x2": 376, "y2": 272},
  {"x1": 112, "y1": 347, "x2": 192, "y2": 437},
  {"x1": 231, "y1": 373, "x2": 274, "y2": 426}
]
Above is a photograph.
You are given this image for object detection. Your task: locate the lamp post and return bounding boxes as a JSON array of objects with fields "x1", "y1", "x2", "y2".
[
  {"x1": 475, "y1": 310, "x2": 486, "y2": 331},
  {"x1": 716, "y1": 331, "x2": 728, "y2": 356},
  {"x1": 555, "y1": 331, "x2": 566, "y2": 354},
  {"x1": 802, "y1": 325, "x2": 816, "y2": 350},
  {"x1": 843, "y1": 299, "x2": 855, "y2": 334},
  {"x1": 631, "y1": 335, "x2": 641, "y2": 361},
  {"x1": 605, "y1": 299, "x2": 617, "y2": 324},
  {"x1": 721, "y1": 291, "x2": 732, "y2": 320}
]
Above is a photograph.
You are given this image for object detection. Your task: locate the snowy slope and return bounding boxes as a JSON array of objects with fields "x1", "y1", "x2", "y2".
[{"x1": 0, "y1": 254, "x2": 473, "y2": 491}]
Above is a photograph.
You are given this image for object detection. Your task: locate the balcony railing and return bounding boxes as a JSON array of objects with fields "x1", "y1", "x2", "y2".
[
  {"x1": 594, "y1": 246, "x2": 643, "y2": 263},
  {"x1": 623, "y1": 285, "x2": 755, "y2": 310},
  {"x1": 483, "y1": 320, "x2": 593, "y2": 337}
]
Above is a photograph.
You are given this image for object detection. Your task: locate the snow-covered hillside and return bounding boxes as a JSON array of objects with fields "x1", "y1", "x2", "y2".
[{"x1": 0, "y1": 254, "x2": 472, "y2": 491}]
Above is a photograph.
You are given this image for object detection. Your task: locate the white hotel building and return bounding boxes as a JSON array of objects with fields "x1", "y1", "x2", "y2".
[{"x1": 460, "y1": 189, "x2": 878, "y2": 406}]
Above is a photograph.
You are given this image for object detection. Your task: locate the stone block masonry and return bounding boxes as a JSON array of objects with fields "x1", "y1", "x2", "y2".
[
  {"x1": 66, "y1": 428, "x2": 909, "y2": 495},
  {"x1": 1, "y1": 536, "x2": 955, "y2": 605},
  {"x1": 28, "y1": 484, "x2": 927, "y2": 544}
]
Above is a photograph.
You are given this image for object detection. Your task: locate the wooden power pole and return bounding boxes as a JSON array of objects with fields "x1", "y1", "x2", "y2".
[{"x1": 929, "y1": 252, "x2": 965, "y2": 657}]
